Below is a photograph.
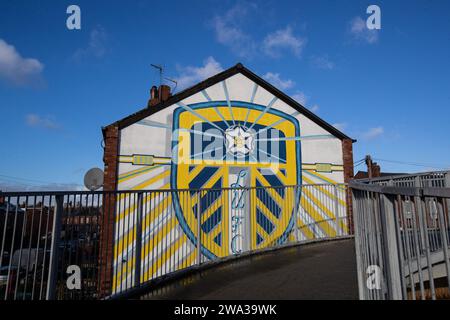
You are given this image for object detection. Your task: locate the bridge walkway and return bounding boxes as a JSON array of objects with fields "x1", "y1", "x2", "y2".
[{"x1": 135, "y1": 238, "x2": 358, "y2": 300}]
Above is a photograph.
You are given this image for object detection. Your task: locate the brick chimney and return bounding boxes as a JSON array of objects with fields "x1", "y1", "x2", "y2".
[{"x1": 148, "y1": 84, "x2": 171, "y2": 107}]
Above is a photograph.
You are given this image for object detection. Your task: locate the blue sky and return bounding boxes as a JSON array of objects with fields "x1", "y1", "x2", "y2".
[{"x1": 1, "y1": 0, "x2": 449, "y2": 190}]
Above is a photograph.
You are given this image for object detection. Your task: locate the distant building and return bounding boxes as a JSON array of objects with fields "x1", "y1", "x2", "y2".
[{"x1": 354, "y1": 171, "x2": 406, "y2": 180}]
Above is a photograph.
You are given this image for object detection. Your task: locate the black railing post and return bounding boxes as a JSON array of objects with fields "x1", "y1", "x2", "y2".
[
  {"x1": 134, "y1": 192, "x2": 143, "y2": 288},
  {"x1": 197, "y1": 191, "x2": 201, "y2": 265},
  {"x1": 46, "y1": 195, "x2": 64, "y2": 300}
]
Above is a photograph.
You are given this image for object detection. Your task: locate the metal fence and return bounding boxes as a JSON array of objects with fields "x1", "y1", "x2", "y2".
[
  {"x1": 356, "y1": 171, "x2": 450, "y2": 188},
  {"x1": 351, "y1": 181, "x2": 450, "y2": 300},
  {"x1": 0, "y1": 184, "x2": 349, "y2": 300},
  {"x1": 0, "y1": 192, "x2": 108, "y2": 300}
]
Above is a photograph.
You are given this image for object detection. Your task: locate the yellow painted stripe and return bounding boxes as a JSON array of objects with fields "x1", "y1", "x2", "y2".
[
  {"x1": 202, "y1": 167, "x2": 224, "y2": 189},
  {"x1": 114, "y1": 193, "x2": 172, "y2": 264},
  {"x1": 201, "y1": 196, "x2": 222, "y2": 224},
  {"x1": 302, "y1": 187, "x2": 336, "y2": 221},
  {"x1": 130, "y1": 170, "x2": 170, "y2": 191},
  {"x1": 255, "y1": 198, "x2": 278, "y2": 226},
  {"x1": 188, "y1": 164, "x2": 205, "y2": 180},
  {"x1": 297, "y1": 218, "x2": 315, "y2": 239},
  {"x1": 148, "y1": 235, "x2": 187, "y2": 280},
  {"x1": 256, "y1": 223, "x2": 270, "y2": 239},
  {"x1": 200, "y1": 225, "x2": 222, "y2": 256},
  {"x1": 304, "y1": 170, "x2": 346, "y2": 190},
  {"x1": 179, "y1": 250, "x2": 196, "y2": 271},
  {"x1": 302, "y1": 175, "x2": 346, "y2": 207},
  {"x1": 254, "y1": 170, "x2": 285, "y2": 204},
  {"x1": 118, "y1": 166, "x2": 152, "y2": 179},
  {"x1": 113, "y1": 216, "x2": 177, "y2": 291},
  {"x1": 116, "y1": 182, "x2": 170, "y2": 225},
  {"x1": 302, "y1": 190, "x2": 346, "y2": 234},
  {"x1": 275, "y1": 169, "x2": 287, "y2": 185},
  {"x1": 118, "y1": 166, "x2": 161, "y2": 183},
  {"x1": 300, "y1": 197, "x2": 336, "y2": 237}
]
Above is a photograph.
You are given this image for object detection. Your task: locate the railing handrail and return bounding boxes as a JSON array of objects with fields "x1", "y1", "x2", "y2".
[
  {"x1": 349, "y1": 180, "x2": 450, "y2": 198},
  {"x1": 0, "y1": 183, "x2": 347, "y2": 197},
  {"x1": 355, "y1": 170, "x2": 449, "y2": 184},
  {"x1": 1, "y1": 183, "x2": 350, "y2": 300}
]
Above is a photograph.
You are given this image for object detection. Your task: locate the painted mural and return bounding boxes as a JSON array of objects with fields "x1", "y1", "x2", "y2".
[{"x1": 112, "y1": 73, "x2": 348, "y2": 292}]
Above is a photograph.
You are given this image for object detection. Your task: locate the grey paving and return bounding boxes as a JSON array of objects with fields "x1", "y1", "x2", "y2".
[{"x1": 139, "y1": 239, "x2": 358, "y2": 300}]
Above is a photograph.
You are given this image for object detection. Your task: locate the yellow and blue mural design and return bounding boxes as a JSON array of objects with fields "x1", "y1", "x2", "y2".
[
  {"x1": 171, "y1": 101, "x2": 301, "y2": 259},
  {"x1": 111, "y1": 81, "x2": 348, "y2": 293}
]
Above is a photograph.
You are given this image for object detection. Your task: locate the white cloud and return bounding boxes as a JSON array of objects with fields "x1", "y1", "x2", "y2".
[
  {"x1": 73, "y1": 26, "x2": 108, "y2": 60},
  {"x1": 363, "y1": 126, "x2": 384, "y2": 140},
  {"x1": 291, "y1": 91, "x2": 308, "y2": 105},
  {"x1": 309, "y1": 104, "x2": 320, "y2": 113},
  {"x1": 0, "y1": 180, "x2": 84, "y2": 192},
  {"x1": 211, "y1": 4, "x2": 305, "y2": 59},
  {"x1": 0, "y1": 39, "x2": 44, "y2": 86},
  {"x1": 291, "y1": 91, "x2": 319, "y2": 112},
  {"x1": 332, "y1": 123, "x2": 347, "y2": 131},
  {"x1": 210, "y1": 2, "x2": 257, "y2": 58},
  {"x1": 349, "y1": 17, "x2": 379, "y2": 44},
  {"x1": 25, "y1": 114, "x2": 61, "y2": 130},
  {"x1": 310, "y1": 54, "x2": 335, "y2": 70},
  {"x1": 263, "y1": 72, "x2": 295, "y2": 90},
  {"x1": 176, "y1": 57, "x2": 224, "y2": 90},
  {"x1": 262, "y1": 26, "x2": 306, "y2": 58}
]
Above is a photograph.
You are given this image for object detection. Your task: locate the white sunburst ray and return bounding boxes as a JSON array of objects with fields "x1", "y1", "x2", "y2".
[
  {"x1": 201, "y1": 89, "x2": 231, "y2": 128},
  {"x1": 113, "y1": 195, "x2": 172, "y2": 274},
  {"x1": 254, "y1": 111, "x2": 301, "y2": 136},
  {"x1": 173, "y1": 236, "x2": 196, "y2": 271},
  {"x1": 141, "y1": 224, "x2": 183, "y2": 279},
  {"x1": 113, "y1": 249, "x2": 137, "y2": 293},
  {"x1": 242, "y1": 83, "x2": 259, "y2": 128},
  {"x1": 141, "y1": 225, "x2": 189, "y2": 279},
  {"x1": 116, "y1": 170, "x2": 171, "y2": 240},
  {"x1": 257, "y1": 148, "x2": 286, "y2": 164},
  {"x1": 247, "y1": 96, "x2": 278, "y2": 131},
  {"x1": 114, "y1": 215, "x2": 176, "y2": 291},
  {"x1": 160, "y1": 232, "x2": 191, "y2": 276},
  {"x1": 114, "y1": 167, "x2": 170, "y2": 238},
  {"x1": 114, "y1": 202, "x2": 174, "y2": 272},
  {"x1": 117, "y1": 268, "x2": 135, "y2": 293},
  {"x1": 297, "y1": 203, "x2": 326, "y2": 239},
  {"x1": 140, "y1": 189, "x2": 172, "y2": 223},
  {"x1": 113, "y1": 198, "x2": 139, "y2": 250},
  {"x1": 302, "y1": 191, "x2": 340, "y2": 235},
  {"x1": 117, "y1": 165, "x2": 168, "y2": 190},
  {"x1": 178, "y1": 127, "x2": 224, "y2": 140},
  {"x1": 221, "y1": 80, "x2": 236, "y2": 127},
  {"x1": 177, "y1": 102, "x2": 226, "y2": 134},
  {"x1": 113, "y1": 190, "x2": 170, "y2": 267},
  {"x1": 141, "y1": 206, "x2": 174, "y2": 251},
  {"x1": 255, "y1": 135, "x2": 336, "y2": 144},
  {"x1": 302, "y1": 173, "x2": 347, "y2": 231}
]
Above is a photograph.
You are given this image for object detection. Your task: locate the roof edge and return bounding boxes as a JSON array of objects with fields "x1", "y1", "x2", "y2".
[{"x1": 104, "y1": 62, "x2": 355, "y2": 142}]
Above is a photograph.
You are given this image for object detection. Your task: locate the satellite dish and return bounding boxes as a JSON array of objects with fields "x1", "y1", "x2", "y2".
[{"x1": 84, "y1": 168, "x2": 104, "y2": 191}]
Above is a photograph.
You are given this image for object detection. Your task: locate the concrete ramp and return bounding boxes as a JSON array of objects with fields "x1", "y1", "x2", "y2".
[{"x1": 136, "y1": 239, "x2": 358, "y2": 300}]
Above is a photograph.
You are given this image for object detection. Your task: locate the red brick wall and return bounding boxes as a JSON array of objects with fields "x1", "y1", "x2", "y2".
[
  {"x1": 98, "y1": 124, "x2": 119, "y2": 297},
  {"x1": 342, "y1": 139, "x2": 355, "y2": 234}
]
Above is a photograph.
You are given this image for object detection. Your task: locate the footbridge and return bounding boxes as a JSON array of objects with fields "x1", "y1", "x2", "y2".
[
  {"x1": 123, "y1": 238, "x2": 357, "y2": 300},
  {"x1": 1, "y1": 171, "x2": 450, "y2": 300}
]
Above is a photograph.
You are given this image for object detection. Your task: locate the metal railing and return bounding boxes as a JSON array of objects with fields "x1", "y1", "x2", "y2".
[
  {"x1": 356, "y1": 170, "x2": 450, "y2": 188},
  {"x1": 0, "y1": 192, "x2": 108, "y2": 300},
  {"x1": 0, "y1": 184, "x2": 349, "y2": 300},
  {"x1": 351, "y1": 181, "x2": 450, "y2": 300}
]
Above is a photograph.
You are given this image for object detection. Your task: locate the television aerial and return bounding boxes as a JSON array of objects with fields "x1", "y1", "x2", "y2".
[{"x1": 151, "y1": 63, "x2": 178, "y2": 93}]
